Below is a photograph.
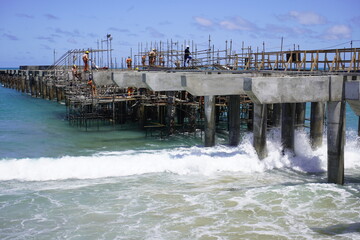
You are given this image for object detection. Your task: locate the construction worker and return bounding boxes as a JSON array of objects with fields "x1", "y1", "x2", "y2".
[
  {"x1": 175, "y1": 60, "x2": 181, "y2": 68},
  {"x1": 82, "y1": 51, "x2": 89, "y2": 72},
  {"x1": 72, "y1": 65, "x2": 81, "y2": 80},
  {"x1": 126, "y1": 56, "x2": 132, "y2": 69},
  {"x1": 149, "y1": 49, "x2": 156, "y2": 66},
  {"x1": 184, "y1": 45, "x2": 192, "y2": 67},
  {"x1": 127, "y1": 87, "x2": 134, "y2": 96},
  {"x1": 159, "y1": 55, "x2": 165, "y2": 66},
  {"x1": 87, "y1": 79, "x2": 97, "y2": 96},
  {"x1": 141, "y1": 55, "x2": 146, "y2": 66},
  {"x1": 91, "y1": 60, "x2": 99, "y2": 70}
]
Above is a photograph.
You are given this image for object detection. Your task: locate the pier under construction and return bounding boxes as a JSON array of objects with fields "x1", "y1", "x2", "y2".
[{"x1": 1, "y1": 40, "x2": 360, "y2": 185}]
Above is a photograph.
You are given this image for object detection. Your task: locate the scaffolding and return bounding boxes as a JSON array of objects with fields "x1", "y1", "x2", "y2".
[
  {"x1": 131, "y1": 38, "x2": 360, "y2": 72},
  {"x1": 37, "y1": 37, "x2": 360, "y2": 134}
]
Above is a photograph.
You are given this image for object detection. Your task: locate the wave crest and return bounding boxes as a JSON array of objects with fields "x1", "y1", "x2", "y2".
[{"x1": 1, "y1": 131, "x2": 359, "y2": 181}]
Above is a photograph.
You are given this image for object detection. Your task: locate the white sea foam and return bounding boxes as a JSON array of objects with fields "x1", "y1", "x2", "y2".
[{"x1": 0, "y1": 131, "x2": 359, "y2": 181}]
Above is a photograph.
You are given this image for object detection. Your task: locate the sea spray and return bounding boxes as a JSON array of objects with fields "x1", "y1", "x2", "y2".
[{"x1": 1, "y1": 130, "x2": 359, "y2": 182}]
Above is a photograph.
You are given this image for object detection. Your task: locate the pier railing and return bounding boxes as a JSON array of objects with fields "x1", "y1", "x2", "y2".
[
  {"x1": 132, "y1": 47, "x2": 359, "y2": 72},
  {"x1": 49, "y1": 45, "x2": 359, "y2": 73},
  {"x1": 243, "y1": 48, "x2": 360, "y2": 72}
]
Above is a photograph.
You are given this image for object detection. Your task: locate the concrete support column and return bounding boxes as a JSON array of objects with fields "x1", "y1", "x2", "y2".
[
  {"x1": 25, "y1": 75, "x2": 30, "y2": 93},
  {"x1": 49, "y1": 85, "x2": 54, "y2": 100},
  {"x1": 35, "y1": 76, "x2": 40, "y2": 97},
  {"x1": 228, "y1": 95, "x2": 241, "y2": 146},
  {"x1": 295, "y1": 103, "x2": 306, "y2": 130},
  {"x1": 13, "y1": 76, "x2": 17, "y2": 90},
  {"x1": 59, "y1": 87, "x2": 64, "y2": 102},
  {"x1": 310, "y1": 102, "x2": 325, "y2": 149},
  {"x1": 272, "y1": 103, "x2": 282, "y2": 128},
  {"x1": 139, "y1": 103, "x2": 145, "y2": 129},
  {"x1": 39, "y1": 79, "x2": 44, "y2": 97},
  {"x1": 30, "y1": 75, "x2": 35, "y2": 96},
  {"x1": 204, "y1": 95, "x2": 216, "y2": 147},
  {"x1": 177, "y1": 92, "x2": 187, "y2": 126},
  {"x1": 247, "y1": 102, "x2": 254, "y2": 131},
  {"x1": 119, "y1": 101, "x2": 127, "y2": 124},
  {"x1": 16, "y1": 77, "x2": 20, "y2": 91},
  {"x1": 21, "y1": 76, "x2": 26, "y2": 93},
  {"x1": 189, "y1": 106, "x2": 197, "y2": 133},
  {"x1": 327, "y1": 101, "x2": 346, "y2": 185},
  {"x1": 281, "y1": 103, "x2": 296, "y2": 154},
  {"x1": 253, "y1": 103, "x2": 267, "y2": 159},
  {"x1": 166, "y1": 91, "x2": 175, "y2": 135},
  {"x1": 177, "y1": 105, "x2": 185, "y2": 125},
  {"x1": 56, "y1": 86, "x2": 63, "y2": 102},
  {"x1": 159, "y1": 105, "x2": 166, "y2": 125},
  {"x1": 42, "y1": 81, "x2": 47, "y2": 99}
]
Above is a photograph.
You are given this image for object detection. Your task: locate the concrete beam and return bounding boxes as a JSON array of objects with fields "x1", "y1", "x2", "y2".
[
  {"x1": 348, "y1": 100, "x2": 360, "y2": 116},
  {"x1": 244, "y1": 75, "x2": 344, "y2": 104},
  {"x1": 330, "y1": 75, "x2": 344, "y2": 101},
  {"x1": 345, "y1": 80, "x2": 360, "y2": 116},
  {"x1": 181, "y1": 73, "x2": 248, "y2": 96},
  {"x1": 112, "y1": 71, "x2": 147, "y2": 88},
  {"x1": 92, "y1": 71, "x2": 114, "y2": 86},
  {"x1": 143, "y1": 72, "x2": 185, "y2": 91}
]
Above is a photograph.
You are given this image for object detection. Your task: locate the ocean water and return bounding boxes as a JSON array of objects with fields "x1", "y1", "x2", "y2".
[{"x1": 0, "y1": 86, "x2": 359, "y2": 239}]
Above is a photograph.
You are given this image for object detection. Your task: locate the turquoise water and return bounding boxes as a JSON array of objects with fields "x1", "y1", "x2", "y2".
[
  {"x1": 0, "y1": 86, "x2": 359, "y2": 239},
  {"x1": 0, "y1": 87, "x2": 203, "y2": 159}
]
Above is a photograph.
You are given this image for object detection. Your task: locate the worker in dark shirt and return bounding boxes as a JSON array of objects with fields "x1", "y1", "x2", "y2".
[{"x1": 184, "y1": 45, "x2": 192, "y2": 67}]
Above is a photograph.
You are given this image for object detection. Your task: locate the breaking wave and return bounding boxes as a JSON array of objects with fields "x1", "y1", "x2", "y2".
[{"x1": 1, "y1": 130, "x2": 359, "y2": 181}]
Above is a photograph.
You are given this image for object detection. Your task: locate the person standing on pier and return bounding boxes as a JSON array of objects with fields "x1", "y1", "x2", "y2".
[
  {"x1": 149, "y1": 49, "x2": 157, "y2": 66},
  {"x1": 87, "y1": 79, "x2": 97, "y2": 96},
  {"x1": 72, "y1": 65, "x2": 81, "y2": 80},
  {"x1": 159, "y1": 55, "x2": 165, "y2": 66},
  {"x1": 82, "y1": 51, "x2": 89, "y2": 72},
  {"x1": 142, "y1": 54, "x2": 146, "y2": 66},
  {"x1": 175, "y1": 60, "x2": 181, "y2": 68},
  {"x1": 184, "y1": 45, "x2": 192, "y2": 67},
  {"x1": 126, "y1": 56, "x2": 132, "y2": 69}
]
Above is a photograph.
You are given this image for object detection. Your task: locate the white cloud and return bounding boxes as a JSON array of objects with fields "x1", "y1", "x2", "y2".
[
  {"x1": 44, "y1": 14, "x2": 59, "y2": 20},
  {"x1": 3, "y1": 33, "x2": 19, "y2": 41},
  {"x1": 108, "y1": 27, "x2": 130, "y2": 33},
  {"x1": 37, "y1": 36, "x2": 55, "y2": 43},
  {"x1": 146, "y1": 27, "x2": 165, "y2": 38},
  {"x1": 287, "y1": 11, "x2": 326, "y2": 25},
  {"x1": 16, "y1": 13, "x2": 34, "y2": 19},
  {"x1": 219, "y1": 17, "x2": 257, "y2": 31},
  {"x1": 67, "y1": 38, "x2": 77, "y2": 44},
  {"x1": 322, "y1": 24, "x2": 351, "y2": 40},
  {"x1": 220, "y1": 21, "x2": 240, "y2": 30},
  {"x1": 194, "y1": 17, "x2": 213, "y2": 27}
]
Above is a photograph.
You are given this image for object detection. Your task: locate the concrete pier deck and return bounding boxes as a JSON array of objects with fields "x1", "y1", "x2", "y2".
[{"x1": 93, "y1": 70, "x2": 360, "y2": 110}]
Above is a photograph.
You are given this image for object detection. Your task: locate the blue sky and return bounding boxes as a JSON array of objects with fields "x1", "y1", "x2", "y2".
[{"x1": 1, "y1": 0, "x2": 359, "y2": 67}]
